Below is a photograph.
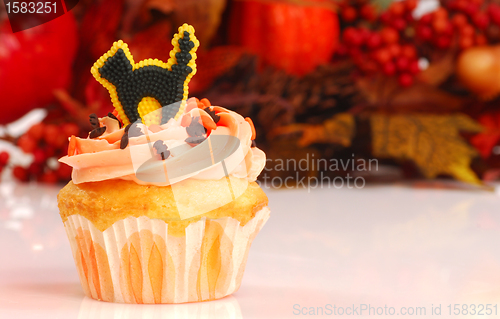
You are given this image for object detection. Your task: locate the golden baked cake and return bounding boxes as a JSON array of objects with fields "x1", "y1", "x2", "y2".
[{"x1": 57, "y1": 24, "x2": 270, "y2": 304}]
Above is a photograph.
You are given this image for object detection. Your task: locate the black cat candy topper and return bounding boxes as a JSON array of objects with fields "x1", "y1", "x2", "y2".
[{"x1": 91, "y1": 24, "x2": 200, "y2": 126}]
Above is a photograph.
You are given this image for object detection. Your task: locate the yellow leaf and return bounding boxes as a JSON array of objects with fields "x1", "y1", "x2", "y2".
[{"x1": 370, "y1": 113, "x2": 483, "y2": 184}]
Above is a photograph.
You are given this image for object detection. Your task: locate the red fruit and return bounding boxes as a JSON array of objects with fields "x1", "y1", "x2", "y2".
[
  {"x1": 61, "y1": 123, "x2": 80, "y2": 138},
  {"x1": 396, "y1": 57, "x2": 410, "y2": 72},
  {"x1": 230, "y1": 0, "x2": 340, "y2": 76},
  {"x1": 12, "y1": 166, "x2": 28, "y2": 182},
  {"x1": 404, "y1": 13, "x2": 414, "y2": 23},
  {"x1": 341, "y1": 6, "x2": 357, "y2": 22},
  {"x1": 380, "y1": 12, "x2": 392, "y2": 25},
  {"x1": 459, "y1": 36, "x2": 474, "y2": 49},
  {"x1": 343, "y1": 27, "x2": 363, "y2": 46},
  {"x1": 358, "y1": 28, "x2": 372, "y2": 43},
  {"x1": 40, "y1": 171, "x2": 58, "y2": 184},
  {"x1": 360, "y1": 5, "x2": 377, "y2": 22},
  {"x1": 434, "y1": 8, "x2": 449, "y2": 21},
  {"x1": 380, "y1": 28, "x2": 399, "y2": 44},
  {"x1": 43, "y1": 125, "x2": 59, "y2": 146},
  {"x1": 32, "y1": 149, "x2": 46, "y2": 164},
  {"x1": 392, "y1": 18, "x2": 407, "y2": 31},
  {"x1": 56, "y1": 163, "x2": 73, "y2": 180},
  {"x1": 447, "y1": 0, "x2": 459, "y2": 10},
  {"x1": 17, "y1": 135, "x2": 37, "y2": 154},
  {"x1": 366, "y1": 33, "x2": 382, "y2": 49},
  {"x1": 409, "y1": 60, "x2": 420, "y2": 74},
  {"x1": 475, "y1": 33, "x2": 487, "y2": 46},
  {"x1": 452, "y1": 14, "x2": 468, "y2": 28},
  {"x1": 420, "y1": 13, "x2": 433, "y2": 25},
  {"x1": 28, "y1": 163, "x2": 43, "y2": 177},
  {"x1": 398, "y1": 73, "x2": 414, "y2": 87},
  {"x1": 374, "y1": 48, "x2": 392, "y2": 64},
  {"x1": 435, "y1": 36, "x2": 452, "y2": 49},
  {"x1": 0, "y1": 152, "x2": 9, "y2": 166},
  {"x1": 27, "y1": 123, "x2": 45, "y2": 141},
  {"x1": 416, "y1": 25, "x2": 433, "y2": 41},
  {"x1": 473, "y1": 12, "x2": 489, "y2": 30},
  {"x1": 389, "y1": 2, "x2": 406, "y2": 16},
  {"x1": 405, "y1": 0, "x2": 418, "y2": 11},
  {"x1": 455, "y1": 0, "x2": 468, "y2": 12},
  {"x1": 460, "y1": 24, "x2": 475, "y2": 37},
  {"x1": 388, "y1": 44, "x2": 402, "y2": 58},
  {"x1": 401, "y1": 45, "x2": 417, "y2": 59},
  {"x1": 0, "y1": 14, "x2": 78, "y2": 125},
  {"x1": 433, "y1": 19, "x2": 451, "y2": 34},
  {"x1": 382, "y1": 62, "x2": 397, "y2": 76},
  {"x1": 464, "y1": 3, "x2": 479, "y2": 17},
  {"x1": 488, "y1": 4, "x2": 500, "y2": 25}
]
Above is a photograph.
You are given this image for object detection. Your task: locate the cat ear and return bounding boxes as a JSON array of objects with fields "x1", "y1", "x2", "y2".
[{"x1": 97, "y1": 49, "x2": 133, "y2": 85}]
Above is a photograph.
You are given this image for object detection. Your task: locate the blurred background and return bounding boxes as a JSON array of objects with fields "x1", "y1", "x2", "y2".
[{"x1": 1, "y1": 0, "x2": 500, "y2": 187}]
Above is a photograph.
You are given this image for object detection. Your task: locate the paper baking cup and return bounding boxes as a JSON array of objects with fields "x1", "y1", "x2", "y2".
[{"x1": 63, "y1": 207, "x2": 270, "y2": 304}]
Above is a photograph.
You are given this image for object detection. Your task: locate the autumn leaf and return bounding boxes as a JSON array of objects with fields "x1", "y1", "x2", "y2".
[
  {"x1": 370, "y1": 113, "x2": 483, "y2": 184},
  {"x1": 270, "y1": 113, "x2": 355, "y2": 147},
  {"x1": 470, "y1": 112, "x2": 500, "y2": 159}
]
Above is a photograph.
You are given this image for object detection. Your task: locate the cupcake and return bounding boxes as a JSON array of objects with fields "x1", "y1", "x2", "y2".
[{"x1": 57, "y1": 24, "x2": 269, "y2": 304}]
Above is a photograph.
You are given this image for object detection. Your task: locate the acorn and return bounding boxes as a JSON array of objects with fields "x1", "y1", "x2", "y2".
[{"x1": 457, "y1": 45, "x2": 500, "y2": 100}]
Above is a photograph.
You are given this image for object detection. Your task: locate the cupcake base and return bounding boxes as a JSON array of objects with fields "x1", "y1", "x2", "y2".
[{"x1": 64, "y1": 207, "x2": 270, "y2": 304}]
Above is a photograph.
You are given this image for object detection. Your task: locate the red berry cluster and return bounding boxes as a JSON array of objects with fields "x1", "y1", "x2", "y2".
[
  {"x1": 337, "y1": 0, "x2": 421, "y2": 87},
  {"x1": 338, "y1": 26, "x2": 420, "y2": 87},
  {"x1": 339, "y1": 1, "x2": 378, "y2": 24},
  {"x1": 13, "y1": 122, "x2": 79, "y2": 183},
  {"x1": 417, "y1": 0, "x2": 499, "y2": 50},
  {"x1": 380, "y1": 0, "x2": 418, "y2": 31}
]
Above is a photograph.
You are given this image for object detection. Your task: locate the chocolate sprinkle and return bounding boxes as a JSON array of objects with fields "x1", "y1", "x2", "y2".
[
  {"x1": 120, "y1": 124, "x2": 131, "y2": 149},
  {"x1": 128, "y1": 121, "x2": 143, "y2": 137},
  {"x1": 185, "y1": 136, "x2": 206, "y2": 145},
  {"x1": 89, "y1": 126, "x2": 107, "y2": 139},
  {"x1": 97, "y1": 31, "x2": 197, "y2": 124},
  {"x1": 89, "y1": 113, "x2": 99, "y2": 129},
  {"x1": 204, "y1": 108, "x2": 220, "y2": 124},
  {"x1": 107, "y1": 112, "x2": 122, "y2": 128},
  {"x1": 186, "y1": 117, "x2": 207, "y2": 137},
  {"x1": 153, "y1": 140, "x2": 171, "y2": 160}
]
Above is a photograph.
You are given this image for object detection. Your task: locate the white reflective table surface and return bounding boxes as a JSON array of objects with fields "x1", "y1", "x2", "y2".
[{"x1": 1, "y1": 182, "x2": 500, "y2": 318}]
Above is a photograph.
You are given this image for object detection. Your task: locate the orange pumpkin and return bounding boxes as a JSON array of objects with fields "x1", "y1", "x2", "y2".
[{"x1": 229, "y1": 0, "x2": 339, "y2": 76}]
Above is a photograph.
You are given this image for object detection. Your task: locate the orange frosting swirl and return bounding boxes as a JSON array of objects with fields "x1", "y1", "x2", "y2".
[{"x1": 59, "y1": 106, "x2": 266, "y2": 186}]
